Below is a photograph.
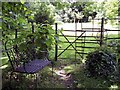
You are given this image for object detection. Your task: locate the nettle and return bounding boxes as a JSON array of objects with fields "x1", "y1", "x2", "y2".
[{"x1": 85, "y1": 47, "x2": 118, "y2": 81}]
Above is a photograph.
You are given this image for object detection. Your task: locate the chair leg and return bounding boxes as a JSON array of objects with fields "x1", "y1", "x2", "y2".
[
  {"x1": 9, "y1": 71, "x2": 12, "y2": 84},
  {"x1": 9, "y1": 71, "x2": 13, "y2": 89},
  {"x1": 36, "y1": 73, "x2": 38, "y2": 88},
  {"x1": 34, "y1": 73, "x2": 38, "y2": 89},
  {"x1": 51, "y1": 62, "x2": 54, "y2": 77},
  {"x1": 38, "y1": 73, "x2": 42, "y2": 88}
]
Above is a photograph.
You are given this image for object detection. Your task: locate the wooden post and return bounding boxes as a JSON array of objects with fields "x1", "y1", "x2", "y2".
[
  {"x1": 100, "y1": 17, "x2": 104, "y2": 47},
  {"x1": 55, "y1": 23, "x2": 58, "y2": 61}
]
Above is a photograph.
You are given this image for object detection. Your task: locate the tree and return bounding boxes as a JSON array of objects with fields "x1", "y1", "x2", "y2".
[
  {"x1": 51, "y1": 0, "x2": 70, "y2": 10},
  {"x1": 96, "y1": 0, "x2": 118, "y2": 24},
  {"x1": 29, "y1": 2, "x2": 55, "y2": 25},
  {"x1": 59, "y1": 1, "x2": 97, "y2": 23}
]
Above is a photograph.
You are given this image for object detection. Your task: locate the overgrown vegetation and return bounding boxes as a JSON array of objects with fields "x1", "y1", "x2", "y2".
[
  {"x1": 85, "y1": 47, "x2": 118, "y2": 81},
  {"x1": 2, "y1": 2, "x2": 56, "y2": 60},
  {"x1": 31, "y1": 2, "x2": 55, "y2": 24},
  {"x1": 1, "y1": 0, "x2": 120, "y2": 89}
]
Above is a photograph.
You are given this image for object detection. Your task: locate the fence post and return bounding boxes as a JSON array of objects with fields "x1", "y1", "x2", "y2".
[
  {"x1": 55, "y1": 23, "x2": 58, "y2": 61},
  {"x1": 100, "y1": 17, "x2": 104, "y2": 47}
]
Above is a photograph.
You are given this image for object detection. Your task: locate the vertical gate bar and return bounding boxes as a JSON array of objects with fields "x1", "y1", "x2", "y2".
[
  {"x1": 92, "y1": 18, "x2": 94, "y2": 36},
  {"x1": 15, "y1": 29, "x2": 17, "y2": 39},
  {"x1": 31, "y1": 21, "x2": 35, "y2": 59},
  {"x1": 83, "y1": 32, "x2": 86, "y2": 59},
  {"x1": 55, "y1": 23, "x2": 58, "y2": 61},
  {"x1": 75, "y1": 23, "x2": 77, "y2": 62},
  {"x1": 31, "y1": 22, "x2": 34, "y2": 33},
  {"x1": 100, "y1": 17, "x2": 104, "y2": 47},
  {"x1": 81, "y1": 19, "x2": 84, "y2": 59},
  {"x1": 118, "y1": 2, "x2": 120, "y2": 74},
  {"x1": 31, "y1": 21, "x2": 34, "y2": 43},
  {"x1": 118, "y1": 1, "x2": 120, "y2": 39}
]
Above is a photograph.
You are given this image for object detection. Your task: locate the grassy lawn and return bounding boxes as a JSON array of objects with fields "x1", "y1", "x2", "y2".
[
  {"x1": 72, "y1": 65, "x2": 120, "y2": 89},
  {"x1": 49, "y1": 33, "x2": 120, "y2": 64},
  {"x1": 56, "y1": 33, "x2": 120, "y2": 59},
  {"x1": 58, "y1": 60, "x2": 120, "y2": 89}
]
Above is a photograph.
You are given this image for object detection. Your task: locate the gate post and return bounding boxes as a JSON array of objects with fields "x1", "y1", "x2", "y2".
[
  {"x1": 100, "y1": 17, "x2": 104, "y2": 47},
  {"x1": 55, "y1": 23, "x2": 58, "y2": 61}
]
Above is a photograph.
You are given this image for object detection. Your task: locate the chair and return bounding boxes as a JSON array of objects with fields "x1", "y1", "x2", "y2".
[{"x1": 4, "y1": 41, "x2": 52, "y2": 88}]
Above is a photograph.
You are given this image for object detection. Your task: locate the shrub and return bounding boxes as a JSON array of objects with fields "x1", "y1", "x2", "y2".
[
  {"x1": 107, "y1": 39, "x2": 120, "y2": 75},
  {"x1": 85, "y1": 47, "x2": 118, "y2": 80},
  {"x1": 34, "y1": 3, "x2": 55, "y2": 25}
]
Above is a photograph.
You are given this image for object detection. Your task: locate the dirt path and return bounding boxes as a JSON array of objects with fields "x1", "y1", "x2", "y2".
[{"x1": 54, "y1": 66, "x2": 74, "y2": 88}]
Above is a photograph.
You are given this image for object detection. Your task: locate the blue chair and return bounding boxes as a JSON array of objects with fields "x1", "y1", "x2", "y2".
[{"x1": 4, "y1": 41, "x2": 52, "y2": 88}]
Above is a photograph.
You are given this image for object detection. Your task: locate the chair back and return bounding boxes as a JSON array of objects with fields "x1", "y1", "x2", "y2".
[{"x1": 4, "y1": 41, "x2": 24, "y2": 70}]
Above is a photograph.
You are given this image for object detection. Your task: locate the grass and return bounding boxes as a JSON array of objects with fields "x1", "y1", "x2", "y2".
[
  {"x1": 1, "y1": 33, "x2": 120, "y2": 89},
  {"x1": 2, "y1": 65, "x2": 65, "y2": 89},
  {"x1": 61, "y1": 62, "x2": 120, "y2": 89},
  {"x1": 2, "y1": 53, "x2": 120, "y2": 89},
  {"x1": 53, "y1": 60, "x2": 120, "y2": 89},
  {"x1": 56, "y1": 33, "x2": 120, "y2": 59},
  {"x1": 49, "y1": 33, "x2": 120, "y2": 64},
  {"x1": 72, "y1": 66, "x2": 110, "y2": 88}
]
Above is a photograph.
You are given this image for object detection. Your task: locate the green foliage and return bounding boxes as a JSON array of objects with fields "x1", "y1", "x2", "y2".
[
  {"x1": 85, "y1": 47, "x2": 118, "y2": 81},
  {"x1": 104, "y1": 0, "x2": 118, "y2": 19},
  {"x1": 97, "y1": 0, "x2": 118, "y2": 24},
  {"x1": 34, "y1": 24, "x2": 55, "y2": 50},
  {"x1": 107, "y1": 39, "x2": 120, "y2": 77},
  {"x1": 31, "y1": 2, "x2": 55, "y2": 24},
  {"x1": 14, "y1": 24, "x2": 55, "y2": 59},
  {"x1": 2, "y1": 2, "x2": 31, "y2": 43},
  {"x1": 107, "y1": 39, "x2": 120, "y2": 54},
  {"x1": 51, "y1": 0, "x2": 70, "y2": 10},
  {"x1": 2, "y1": 2, "x2": 56, "y2": 60},
  {"x1": 58, "y1": 1, "x2": 98, "y2": 23}
]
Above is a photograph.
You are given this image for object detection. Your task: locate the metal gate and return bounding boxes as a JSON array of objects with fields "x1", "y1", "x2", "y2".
[{"x1": 55, "y1": 18, "x2": 120, "y2": 62}]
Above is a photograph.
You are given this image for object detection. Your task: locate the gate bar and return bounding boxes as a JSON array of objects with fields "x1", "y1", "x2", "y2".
[
  {"x1": 57, "y1": 31, "x2": 85, "y2": 57},
  {"x1": 55, "y1": 23, "x2": 58, "y2": 61},
  {"x1": 100, "y1": 17, "x2": 104, "y2": 46},
  {"x1": 60, "y1": 30, "x2": 82, "y2": 58}
]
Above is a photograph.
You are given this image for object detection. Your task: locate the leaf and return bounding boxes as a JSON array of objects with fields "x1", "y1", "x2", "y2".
[
  {"x1": 20, "y1": 0, "x2": 25, "y2": 4},
  {"x1": 28, "y1": 15, "x2": 34, "y2": 20},
  {"x1": 19, "y1": 42, "x2": 26, "y2": 51},
  {"x1": 24, "y1": 7, "x2": 27, "y2": 11}
]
